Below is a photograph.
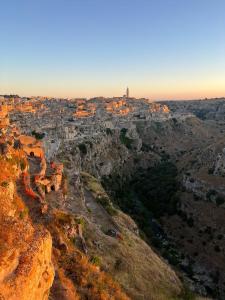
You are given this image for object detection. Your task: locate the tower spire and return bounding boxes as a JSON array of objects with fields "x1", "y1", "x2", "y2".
[{"x1": 126, "y1": 87, "x2": 129, "y2": 98}]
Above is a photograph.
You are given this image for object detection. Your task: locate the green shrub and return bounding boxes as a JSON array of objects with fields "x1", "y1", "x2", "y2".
[
  {"x1": 90, "y1": 255, "x2": 101, "y2": 266},
  {"x1": 76, "y1": 217, "x2": 86, "y2": 228},
  {"x1": 208, "y1": 167, "x2": 214, "y2": 174},
  {"x1": 206, "y1": 189, "x2": 217, "y2": 201},
  {"x1": 217, "y1": 234, "x2": 223, "y2": 240},
  {"x1": 120, "y1": 128, "x2": 133, "y2": 149},
  {"x1": 106, "y1": 128, "x2": 113, "y2": 135},
  {"x1": 172, "y1": 118, "x2": 178, "y2": 124},
  {"x1": 19, "y1": 207, "x2": 29, "y2": 219},
  {"x1": 97, "y1": 196, "x2": 117, "y2": 216},
  {"x1": 179, "y1": 286, "x2": 196, "y2": 300},
  {"x1": 31, "y1": 130, "x2": 45, "y2": 140},
  {"x1": 78, "y1": 143, "x2": 87, "y2": 155},
  {"x1": 187, "y1": 217, "x2": 194, "y2": 227},
  {"x1": 141, "y1": 143, "x2": 151, "y2": 152},
  {"x1": 134, "y1": 157, "x2": 140, "y2": 164},
  {"x1": 216, "y1": 195, "x2": 225, "y2": 206},
  {"x1": 214, "y1": 245, "x2": 221, "y2": 252}
]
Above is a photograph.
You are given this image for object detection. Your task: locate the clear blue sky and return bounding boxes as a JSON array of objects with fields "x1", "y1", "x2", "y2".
[{"x1": 1, "y1": 0, "x2": 225, "y2": 99}]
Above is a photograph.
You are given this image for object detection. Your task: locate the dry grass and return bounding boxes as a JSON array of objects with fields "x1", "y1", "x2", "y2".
[
  {"x1": 48, "y1": 208, "x2": 130, "y2": 299},
  {"x1": 59, "y1": 251, "x2": 130, "y2": 300}
]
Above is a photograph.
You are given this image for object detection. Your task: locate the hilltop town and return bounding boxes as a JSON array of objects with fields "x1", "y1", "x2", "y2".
[{"x1": 2, "y1": 92, "x2": 170, "y2": 142}]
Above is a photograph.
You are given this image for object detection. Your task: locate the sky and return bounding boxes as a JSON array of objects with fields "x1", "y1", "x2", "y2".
[{"x1": 1, "y1": 0, "x2": 225, "y2": 100}]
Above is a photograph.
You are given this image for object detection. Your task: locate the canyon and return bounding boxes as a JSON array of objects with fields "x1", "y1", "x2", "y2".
[{"x1": 1, "y1": 95, "x2": 225, "y2": 299}]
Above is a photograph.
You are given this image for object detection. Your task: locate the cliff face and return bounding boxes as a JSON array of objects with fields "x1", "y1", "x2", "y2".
[
  {"x1": 0, "y1": 223, "x2": 54, "y2": 300},
  {"x1": 54, "y1": 126, "x2": 159, "y2": 185},
  {"x1": 0, "y1": 150, "x2": 54, "y2": 300}
]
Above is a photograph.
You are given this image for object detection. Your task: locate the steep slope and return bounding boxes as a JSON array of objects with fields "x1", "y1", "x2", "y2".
[
  {"x1": 33, "y1": 163, "x2": 183, "y2": 300},
  {"x1": 0, "y1": 149, "x2": 54, "y2": 300},
  {"x1": 79, "y1": 172, "x2": 182, "y2": 300}
]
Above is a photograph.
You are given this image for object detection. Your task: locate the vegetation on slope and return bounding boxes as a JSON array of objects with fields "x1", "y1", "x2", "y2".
[
  {"x1": 131, "y1": 161, "x2": 179, "y2": 217},
  {"x1": 120, "y1": 128, "x2": 133, "y2": 149},
  {"x1": 102, "y1": 160, "x2": 185, "y2": 269},
  {"x1": 81, "y1": 171, "x2": 117, "y2": 216},
  {"x1": 80, "y1": 173, "x2": 183, "y2": 300},
  {"x1": 102, "y1": 161, "x2": 179, "y2": 237}
]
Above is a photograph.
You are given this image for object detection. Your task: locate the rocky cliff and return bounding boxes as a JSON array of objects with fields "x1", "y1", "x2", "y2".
[{"x1": 0, "y1": 148, "x2": 54, "y2": 300}]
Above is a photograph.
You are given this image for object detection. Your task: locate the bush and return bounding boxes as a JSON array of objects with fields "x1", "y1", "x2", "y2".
[
  {"x1": 19, "y1": 207, "x2": 29, "y2": 219},
  {"x1": 214, "y1": 245, "x2": 221, "y2": 252},
  {"x1": 179, "y1": 286, "x2": 196, "y2": 300},
  {"x1": 106, "y1": 128, "x2": 113, "y2": 135},
  {"x1": 120, "y1": 128, "x2": 133, "y2": 149},
  {"x1": 90, "y1": 255, "x2": 101, "y2": 266},
  {"x1": 172, "y1": 118, "x2": 178, "y2": 124},
  {"x1": 216, "y1": 195, "x2": 225, "y2": 206},
  {"x1": 141, "y1": 143, "x2": 151, "y2": 152},
  {"x1": 76, "y1": 217, "x2": 86, "y2": 228},
  {"x1": 206, "y1": 189, "x2": 217, "y2": 201},
  {"x1": 134, "y1": 157, "x2": 140, "y2": 164},
  {"x1": 187, "y1": 217, "x2": 194, "y2": 227},
  {"x1": 97, "y1": 196, "x2": 117, "y2": 216},
  {"x1": 208, "y1": 167, "x2": 214, "y2": 174},
  {"x1": 31, "y1": 130, "x2": 45, "y2": 140},
  {"x1": 163, "y1": 248, "x2": 180, "y2": 266},
  {"x1": 78, "y1": 143, "x2": 87, "y2": 155},
  {"x1": 217, "y1": 234, "x2": 223, "y2": 240}
]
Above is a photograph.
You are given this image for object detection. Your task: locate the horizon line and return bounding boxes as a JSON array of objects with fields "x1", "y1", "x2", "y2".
[{"x1": 1, "y1": 92, "x2": 225, "y2": 102}]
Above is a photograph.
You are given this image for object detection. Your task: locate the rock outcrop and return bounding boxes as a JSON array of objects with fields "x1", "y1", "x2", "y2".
[{"x1": 0, "y1": 149, "x2": 54, "y2": 300}]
